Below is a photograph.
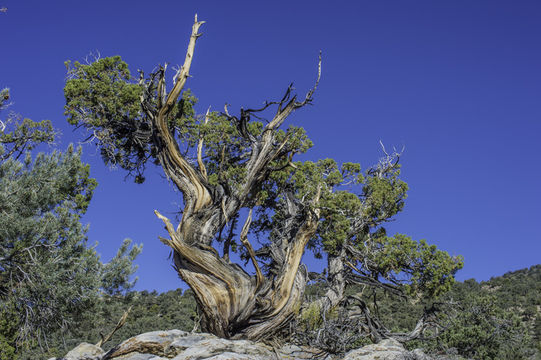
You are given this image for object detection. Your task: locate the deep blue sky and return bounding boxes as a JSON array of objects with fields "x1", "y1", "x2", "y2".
[{"x1": 1, "y1": 1, "x2": 540, "y2": 292}]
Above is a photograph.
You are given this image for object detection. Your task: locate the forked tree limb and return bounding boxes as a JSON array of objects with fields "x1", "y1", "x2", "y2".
[
  {"x1": 234, "y1": 54, "x2": 321, "y2": 204},
  {"x1": 264, "y1": 52, "x2": 321, "y2": 132},
  {"x1": 345, "y1": 260, "x2": 404, "y2": 296},
  {"x1": 155, "y1": 210, "x2": 251, "y2": 296}
]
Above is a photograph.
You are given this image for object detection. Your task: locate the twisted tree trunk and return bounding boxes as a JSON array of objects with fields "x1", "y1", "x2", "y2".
[
  {"x1": 156, "y1": 202, "x2": 319, "y2": 339},
  {"x1": 142, "y1": 15, "x2": 321, "y2": 340}
]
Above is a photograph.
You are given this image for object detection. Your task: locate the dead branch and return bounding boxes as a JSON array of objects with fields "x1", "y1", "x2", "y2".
[
  {"x1": 197, "y1": 107, "x2": 210, "y2": 181},
  {"x1": 264, "y1": 52, "x2": 321, "y2": 132},
  {"x1": 96, "y1": 306, "x2": 132, "y2": 348},
  {"x1": 152, "y1": 14, "x2": 212, "y2": 216},
  {"x1": 161, "y1": 14, "x2": 205, "y2": 115},
  {"x1": 239, "y1": 209, "x2": 264, "y2": 289}
]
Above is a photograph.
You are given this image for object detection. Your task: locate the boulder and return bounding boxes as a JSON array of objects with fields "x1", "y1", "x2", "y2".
[
  {"x1": 172, "y1": 337, "x2": 275, "y2": 359},
  {"x1": 343, "y1": 338, "x2": 433, "y2": 360},
  {"x1": 63, "y1": 342, "x2": 105, "y2": 360},
  {"x1": 103, "y1": 330, "x2": 215, "y2": 359}
]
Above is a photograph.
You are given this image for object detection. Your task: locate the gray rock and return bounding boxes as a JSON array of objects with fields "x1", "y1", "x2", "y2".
[
  {"x1": 63, "y1": 342, "x2": 104, "y2": 360},
  {"x1": 411, "y1": 348, "x2": 433, "y2": 360},
  {"x1": 172, "y1": 338, "x2": 275, "y2": 360},
  {"x1": 279, "y1": 344, "x2": 329, "y2": 359},
  {"x1": 109, "y1": 353, "x2": 168, "y2": 360},
  {"x1": 104, "y1": 330, "x2": 201, "y2": 359},
  {"x1": 204, "y1": 352, "x2": 259, "y2": 360},
  {"x1": 343, "y1": 338, "x2": 413, "y2": 360},
  {"x1": 167, "y1": 334, "x2": 217, "y2": 353}
]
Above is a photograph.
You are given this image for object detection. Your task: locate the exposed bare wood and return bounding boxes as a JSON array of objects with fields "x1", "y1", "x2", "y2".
[
  {"x1": 197, "y1": 107, "x2": 210, "y2": 181},
  {"x1": 163, "y1": 14, "x2": 205, "y2": 114},
  {"x1": 152, "y1": 15, "x2": 211, "y2": 215},
  {"x1": 270, "y1": 187, "x2": 321, "y2": 316},
  {"x1": 239, "y1": 209, "x2": 264, "y2": 289},
  {"x1": 304, "y1": 247, "x2": 347, "y2": 319},
  {"x1": 96, "y1": 306, "x2": 132, "y2": 348},
  {"x1": 157, "y1": 65, "x2": 167, "y2": 108}
]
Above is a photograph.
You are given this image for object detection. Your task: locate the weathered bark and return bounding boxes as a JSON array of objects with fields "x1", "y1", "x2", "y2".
[
  {"x1": 155, "y1": 197, "x2": 320, "y2": 340},
  {"x1": 316, "y1": 247, "x2": 347, "y2": 311},
  {"x1": 143, "y1": 15, "x2": 322, "y2": 340}
]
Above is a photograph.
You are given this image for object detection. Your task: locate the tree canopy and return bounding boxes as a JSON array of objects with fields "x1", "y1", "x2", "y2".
[{"x1": 64, "y1": 16, "x2": 462, "y2": 342}]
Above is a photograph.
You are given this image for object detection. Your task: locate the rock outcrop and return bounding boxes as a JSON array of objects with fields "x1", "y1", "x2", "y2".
[{"x1": 52, "y1": 330, "x2": 441, "y2": 360}]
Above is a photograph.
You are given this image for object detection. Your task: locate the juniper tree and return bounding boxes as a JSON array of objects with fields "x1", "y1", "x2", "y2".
[{"x1": 64, "y1": 16, "x2": 462, "y2": 341}]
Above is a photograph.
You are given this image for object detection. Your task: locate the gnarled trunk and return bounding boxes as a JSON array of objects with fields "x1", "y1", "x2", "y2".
[
  {"x1": 144, "y1": 15, "x2": 321, "y2": 340},
  {"x1": 155, "y1": 198, "x2": 319, "y2": 340}
]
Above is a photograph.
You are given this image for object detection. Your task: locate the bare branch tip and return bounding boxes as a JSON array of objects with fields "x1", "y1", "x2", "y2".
[
  {"x1": 379, "y1": 140, "x2": 389, "y2": 156},
  {"x1": 158, "y1": 236, "x2": 172, "y2": 246},
  {"x1": 154, "y1": 209, "x2": 166, "y2": 220},
  {"x1": 193, "y1": 14, "x2": 205, "y2": 26},
  {"x1": 316, "y1": 53, "x2": 322, "y2": 83}
]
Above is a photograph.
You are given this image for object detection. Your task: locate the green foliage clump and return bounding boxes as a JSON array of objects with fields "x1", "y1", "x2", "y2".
[
  {"x1": 279, "y1": 156, "x2": 462, "y2": 299},
  {"x1": 299, "y1": 302, "x2": 323, "y2": 330},
  {"x1": 65, "y1": 56, "x2": 152, "y2": 180},
  {"x1": 0, "y1": 87, "x2": 9, "y2": 111},
  {"x1": 376, "y1": 235, "x2": 464, "y2": 298},
  {"x1": 64, "y1": 56, "x2": 141, "y2": 128}
]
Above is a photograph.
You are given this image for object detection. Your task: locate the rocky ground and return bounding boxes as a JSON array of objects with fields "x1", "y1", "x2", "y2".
[{"x1": 50, "y1": 329, "x2": 460, "y2": 360}]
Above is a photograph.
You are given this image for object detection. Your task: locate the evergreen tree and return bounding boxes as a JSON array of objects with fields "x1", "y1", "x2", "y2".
[
  {"x1": 64, "y1": 16, "x2": 462, "y2": 341},
  {"x1": 0, "y1": 88, "x2": 141, "y2": 357}
]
